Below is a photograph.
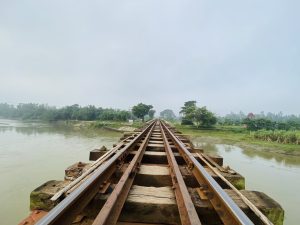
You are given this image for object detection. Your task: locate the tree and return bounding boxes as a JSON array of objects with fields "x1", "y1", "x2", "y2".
[
  {"x1": 148, "y1": 109, "x2": 156, "y2": 119},
  {"x1": 132, "y1": 103, "x2": 153, "y2": 121},
  {"x1": 160, "y1": 109, "x2": 176, "y2": 121},
  {"x1": 194, "y1": 107, "x2": 217, "y2": 128},
  {"x1": 179, "y1": 101, "x2": 216, "y2": 127},
  {"x1": 243, "y1": 118, "x2": 275, "y2": 131},
  {"x1": 180, "y1": 101, "x2": 196, "y2": 125}
]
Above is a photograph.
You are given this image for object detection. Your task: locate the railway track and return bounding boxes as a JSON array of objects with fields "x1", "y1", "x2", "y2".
[{"x1": 23, "y1": 120, "x2": 274, "y2": 225}]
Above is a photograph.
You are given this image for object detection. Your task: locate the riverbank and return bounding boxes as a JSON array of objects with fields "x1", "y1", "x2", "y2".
[
  {"x1": 0, "y1": 118, "x2": 144, "y2": 134},
  {"x1": 34, "y1": 120, "x2": 143, "y2": 133},
  {"x1": 174, "y1": 124, "x2": 300, "y2": 156}
]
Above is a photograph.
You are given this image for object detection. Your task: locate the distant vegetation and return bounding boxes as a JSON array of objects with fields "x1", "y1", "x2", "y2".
[
  {"x1": 217, "y1": 112, "x2": 300, "y2": 145},
  {"x1": 2, "y1": 102, "x2": 300, "y2": 146},
  {"x1": 0, "y1": 102, "x2": 158, "y2": 122},
  {"x1": 0, "y1": 103, "x2": 145, "y2": 122},
  {"x1": 218, "y1": 111, "x2": 300, "y2": 130},
  {"x1": 251, "y1": 130, "x2": 300, "y2": 145},
  {"x1": 159, "y1": 109, "x2": 177, "y2": 121},
  {"x1": 176, "y1": 105, "x2": 300, "y2": 146},
  {"x1": 180, "y1": 101, "x2": 217, "y2": 128},
  {"x1": 132, "y1": 103, "x2": 154, "y2": 121}
]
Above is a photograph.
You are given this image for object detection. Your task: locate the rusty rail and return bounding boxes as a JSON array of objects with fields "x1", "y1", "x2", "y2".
[
  {"x1": 161, "y1": 121, "x2": 255, "y2": 225},
  {"x1": 92, "y1": 121, "x2": 156, "y2": 225},
  {"x1": 35, "y1": 121, "x2": 156, "y2": 225},
  {"x1": 159, "y1": 121, "x2": 202, "y2": 225},
  {"x1": 196, "y1": 152, "x2": 273, "y2": 225},
  {"x1": 28, "y1": 119, "x2": 273, "y2": 225}
]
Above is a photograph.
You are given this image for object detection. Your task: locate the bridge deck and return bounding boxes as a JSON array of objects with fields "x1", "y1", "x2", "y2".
[{"x1": 20, "y1": 120, "x2": 283, "y2": 225}]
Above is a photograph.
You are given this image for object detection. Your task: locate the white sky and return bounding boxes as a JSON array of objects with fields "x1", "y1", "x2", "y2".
[{"x1": 0, "y1": 1, "x2": 299, "y2": 116}]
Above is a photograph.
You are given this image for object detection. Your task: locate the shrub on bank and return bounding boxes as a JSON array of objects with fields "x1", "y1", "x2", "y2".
[{"x1": 251, "y1": 129, "x2": 300, "y2": 145}]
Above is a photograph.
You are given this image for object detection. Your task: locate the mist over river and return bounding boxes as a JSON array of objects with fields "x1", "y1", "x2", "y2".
[{"x1": 0, "y1": 119, "x2": 299, "y2": 224}]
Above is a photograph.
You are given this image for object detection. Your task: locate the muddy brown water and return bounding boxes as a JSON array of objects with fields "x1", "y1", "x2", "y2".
[{"x1": 0, "y1": 119, "x2": 121, "y2": 225}]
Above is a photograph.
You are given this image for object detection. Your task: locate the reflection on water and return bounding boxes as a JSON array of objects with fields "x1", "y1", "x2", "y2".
[
  {"x1": 192, "y1": 137, "x2": 300, "y2": 168},
  {"x1": 0, "y1": 119, "x2": 122, "y2": 225},
  {"x1": 0, "y1": 119, "x2": 119, "y2": 138},
  {"x1": 192, "y1": 137, "x2": 300, "y2": 225}
]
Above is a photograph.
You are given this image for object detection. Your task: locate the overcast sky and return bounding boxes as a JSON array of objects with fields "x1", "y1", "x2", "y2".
[{"x1": 0, "y1": 1, "x2": 299, "y2": 116}]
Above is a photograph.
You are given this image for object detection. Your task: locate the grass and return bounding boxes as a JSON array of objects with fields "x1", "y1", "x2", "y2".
[{"x1": 174, "y1": 123, "x2": 300, "y2": 155}]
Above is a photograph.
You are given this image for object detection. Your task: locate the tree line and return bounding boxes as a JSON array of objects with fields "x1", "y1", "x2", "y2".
[
  {"x1": 0, "y1": 103, "x2": 155, "y2": 122},
  {"x1": 3, "y1": 101, "x2": 297, "y2": 132},
  {"x1": 218, "y1": 111, "x2": 300, "y2": 131}
]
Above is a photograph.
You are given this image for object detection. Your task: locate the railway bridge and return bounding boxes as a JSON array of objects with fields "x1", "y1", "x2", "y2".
[{"x1": 20, "y1": 120, "x2": 283, "y2": 225}]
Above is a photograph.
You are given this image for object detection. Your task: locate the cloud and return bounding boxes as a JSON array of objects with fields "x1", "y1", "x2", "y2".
[{"x1": 0, "y1": 0, "x2": 299, "y2": 115}]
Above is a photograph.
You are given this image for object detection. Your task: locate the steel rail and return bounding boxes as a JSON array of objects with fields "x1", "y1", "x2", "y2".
[
  {"x1": 36, "y1": 121, "x2": 156, "y2": 225},
  {"x1": 92, "y1": 121, "x2": 156, "y2": 225},
  {"x1": 161, "y1": 121, "x2": 254, "y2": 225},
  {"x1": 159, "y1": 121, "x2": 202, "y2": 225},
  {"x1": 51, "y1": 135, "x2": 134, "y2": 201},
  {"x1": 196, "y1": 153, "x2": 273, "y2": 225}
]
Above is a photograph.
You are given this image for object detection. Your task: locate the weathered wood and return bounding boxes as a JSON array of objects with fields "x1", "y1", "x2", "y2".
[
  {"x1": 119, "y1": 186, "x2": 180, "y2": 224},
  {"x1": 130, "y1": 151, "x2": 199, "y2": 165},
  {"x1": 149, "y1": 137, "x2": 163, "y2": 141},
  {"x1": 86, "y1": 185, "x2": 283, "y2": 225},
  {"x1": 145, "y1": 143, "x2": 165, "y2": 152},
  {"x1": 148, "y1": 140, "x2": 164, "y2": 145},
  {"x1": 133, "y1": 164, "x2": 244, "y2": 190},
  {"x1": 90, "y1": 186, "x2": 180, "y2": 225},
  {"x1": 130, "y1": 151, "x2": 223, "y2": 168},
  {"x1": 134, "y1": 165, "x2": 171, "y2": 187}
]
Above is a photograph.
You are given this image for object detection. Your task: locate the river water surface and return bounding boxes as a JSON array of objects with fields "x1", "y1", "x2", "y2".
[
  {"x1": 0, "y1": 119, "x2": 121, "y2": 225},
  {"x1": 0, "y1": 120, "x2": 299, "y2": 225}
]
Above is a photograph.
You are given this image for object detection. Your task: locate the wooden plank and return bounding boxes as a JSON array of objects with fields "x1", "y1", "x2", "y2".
[
  {"x1": 134, "y1": 165, "x2": 171, "y2": 187},
  {"x1": 119, "y1": 186, "x2": 180, "y2": 225},
  {"x1": 148, "y1": 140, "x2": 164, "y2": 144},
  {"x1": 138, "y1": 165, "x2": 169, "y2": 175},
  {"x1": 90, "y1": 186, "x2": 282, "y2": 225}
]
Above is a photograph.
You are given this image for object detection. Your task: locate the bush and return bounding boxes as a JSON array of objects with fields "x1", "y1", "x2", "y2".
[
  {"x1": 251, "y1": 129, "x2": 300, "y2": 145},
  {"x1": 181, "y1": 118, "x2": 194, "y2": 125}
]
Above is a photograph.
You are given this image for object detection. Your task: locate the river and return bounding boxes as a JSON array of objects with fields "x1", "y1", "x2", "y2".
[
  {"x1": 0, "y1": 119, "x2": 121, "y2": 225},
  {"x1": 0, "y1": 119, "x2": 299, "y2": 225}
]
